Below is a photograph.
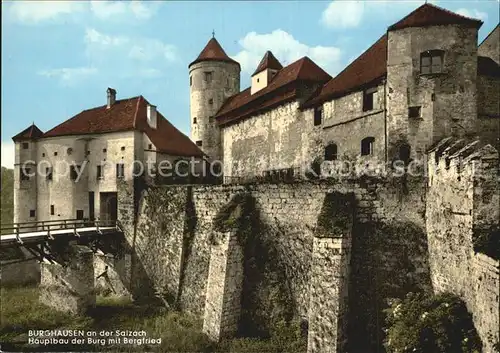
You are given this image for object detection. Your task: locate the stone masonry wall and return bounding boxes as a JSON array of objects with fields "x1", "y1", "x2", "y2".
[
  {"x1": 121, "y1": 177, "x2": 431, "y2": 351},
  {"x1": 426, "y1": 139, "x2": 499, "y2": 352}
]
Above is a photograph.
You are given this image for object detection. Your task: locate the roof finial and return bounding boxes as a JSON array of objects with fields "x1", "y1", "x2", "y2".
[{"x1": 212, "y1": 29, "x2": 215, "y2": 38}]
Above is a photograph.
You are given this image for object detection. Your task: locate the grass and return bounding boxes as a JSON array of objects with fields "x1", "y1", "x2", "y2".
[{"x1": 0, "y1": 286, "x2": 306, "y2": 352}]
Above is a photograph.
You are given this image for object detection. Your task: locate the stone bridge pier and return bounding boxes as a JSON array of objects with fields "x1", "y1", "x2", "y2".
[{"x1": 40, "y1": 245, "x2": 96, "y2": 315}]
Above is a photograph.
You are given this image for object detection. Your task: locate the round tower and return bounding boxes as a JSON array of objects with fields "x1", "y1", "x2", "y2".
[{"x1": 189, "y1": 36, "x2": 240, "y2": 162}]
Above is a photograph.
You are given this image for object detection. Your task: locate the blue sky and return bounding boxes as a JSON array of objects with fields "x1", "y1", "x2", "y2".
[{"x1": 2, "y1": 0, "x2": 499, "y2": 167}]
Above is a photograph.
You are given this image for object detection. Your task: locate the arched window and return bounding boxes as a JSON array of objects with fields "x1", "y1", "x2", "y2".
[
  {"x1": 361, "y1": 137, "x2": 375, "y2": 156},
  {"x1": 324, "y1": 143, "x2": 338, "y2": 161}
]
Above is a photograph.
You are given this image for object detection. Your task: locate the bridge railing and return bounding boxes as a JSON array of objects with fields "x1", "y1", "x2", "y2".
[{"x1": 0, "y1": 219, "x2": 118, "y2": 236}]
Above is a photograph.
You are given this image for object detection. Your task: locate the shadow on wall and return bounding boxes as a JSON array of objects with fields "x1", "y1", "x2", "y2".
[{"x1": 347, "y1": 220, "x2": 432, "y2": 352}]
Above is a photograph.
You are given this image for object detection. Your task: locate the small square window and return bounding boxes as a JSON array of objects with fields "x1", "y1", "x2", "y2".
[
  {"x1": 257, "y1": 78, "x2": 260, "y2": 83},
  {"x1": 103, "y1": 148, "x2": 107, "y2": 153},
  {"x1": 50, "y1": 205, "x2": 55, "y2": 215},
  {"x1": 76, "y1": 210, "x2": 84, "y2": 220},
  {"x1": 409, "y1": 106, "x2": 421, "y2": 119},
  {"x1": 22, "y1": 142, "x2": 29, "y2": 149},
  {"x1": 208, "y1": 98, "x2": 213, "y2": 105},
  {"x1": 148, "y1": 144, "x2": 152, "y2": 150},
  {"x1": 42, "y1": 153, "x2": 45, "y2": 157},
  {"x1": 193, "y1": 117, "x2": 197, "y2": 124},
  {"x1": 121, "y1": 146, "x2": 125, "y2": 151},
  {"x1": 54, "y1": 152, "x2": 58, "y2": 156},
  {"x1": 86, "y1": 150, "x2": 90, "y2": 156},
  {"x1": 30, "y1": 210, "x2": 36, "y2": 218},
  {"x1": 196, "y1": 140, "x2": 203, "y2": 147}
]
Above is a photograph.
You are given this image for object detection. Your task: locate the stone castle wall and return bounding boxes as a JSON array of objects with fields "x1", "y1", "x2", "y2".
[{"x1": 426, "y1": 139, "x2": 499, "y2": 352}]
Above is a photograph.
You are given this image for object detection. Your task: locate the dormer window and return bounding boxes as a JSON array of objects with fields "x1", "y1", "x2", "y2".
[{"x1": 421, "y1": 50, "x2": 444, "y2": 74}]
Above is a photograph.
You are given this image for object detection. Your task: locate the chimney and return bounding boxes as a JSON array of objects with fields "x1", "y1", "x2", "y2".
[
  {"x1": 107, "y1": 87, "x2": 116, "y2": 109},
  {"x1": 147, "y1": 104, "x2": 157, "y2": 129}
]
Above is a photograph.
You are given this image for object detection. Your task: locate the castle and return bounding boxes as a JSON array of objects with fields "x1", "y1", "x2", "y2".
[
  {"x1": 12, "y1": 3, "x2": 499, "y2": 224},
  {"x1": 7, "y1": 4, "x2": 500, "y2": 353}
]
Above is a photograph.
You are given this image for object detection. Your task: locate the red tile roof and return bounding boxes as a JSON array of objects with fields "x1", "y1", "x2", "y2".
[
  {"x1": 253, "y1": 51, "x2": 283, "y2": 76},
  {"x1": 216, "y1": 56, "x2": 331, "y2": 125},
  {"x1": 388, "y1": 3, "x2": 482, "y2": 31},
  {"x1": 302, "y1": 34, "x2": 388, "y2": 108},
  {"x1": 189, "y1": 37, "x2": 240, "y2": 67},
  {"x1": 12, "y1": 124, "x2": 44, "y2": 141},
  {"x1": 43, "y1": 96, "x2": 204, "y2": 157}
]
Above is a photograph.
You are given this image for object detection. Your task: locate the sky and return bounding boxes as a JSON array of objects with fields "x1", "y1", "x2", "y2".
[{"x1": 1, "y1": 0, "x2": 499, "y2": 168}]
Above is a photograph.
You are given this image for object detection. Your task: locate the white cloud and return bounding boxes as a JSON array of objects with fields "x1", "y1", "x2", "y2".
[
  {"x1": 1, "y1": 142, "x2": 15, "y2": 168},
  {"x1": 320, "y1": 0, "x2": 437, "y2": 30},
  {"x1": 455, "y1": 8, "x2": 488, "y2": 21},
  {"x1": 84, "y1": 28, "x2": 177, "y2": 63},
  {"x1": 6, "y1": 0, "x2": 160, "y2": 24},
  {"x1": 7, "y1": 0, "x2": 85, "y2": 24},
  {"x1": 232, "y1": 29, "x2": 342, "y2": 76},
  {"x1": 38, "y1": 67, "x2": 98, "y2": 86},
  {"x1": 89, "y1": 0, "x2": 159, "y2": 21},
  {"x1": 321, "y1": 1, "x2": 365, "y2": 29}
]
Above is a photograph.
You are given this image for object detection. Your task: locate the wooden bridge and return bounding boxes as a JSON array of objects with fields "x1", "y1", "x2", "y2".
[{"x1": 0, "y1": 219, "x2": 124, "y2": 265}]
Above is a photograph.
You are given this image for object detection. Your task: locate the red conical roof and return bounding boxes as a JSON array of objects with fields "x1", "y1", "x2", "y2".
[
  {"x1": 12, "y1": 124, "x2": 44, "y2": 141},
  {"x1": 252, "y1": 51, "x2": 283, "y2": 76},
  {"x1": 189, "y1": 37, "x2": 240, "y2": 67},
  {"x1": 388, "y1": 3, "x2": 482, "y2": 31}
]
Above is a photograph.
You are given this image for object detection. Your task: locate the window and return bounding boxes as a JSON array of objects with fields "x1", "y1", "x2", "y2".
[
  {"x1": 190, "y1": 76, "x2": 193, "y2": 86},
  {"x1": 409, "y1": 106, "x2": 421, "y2": 119},
  {"x1": 193, "y1": 117, "x2": 197, "y2": 124},
  {"x1": 22, "y1": 142, "x2": 29, "y2": 149},
  {"x1": 46, "y1": 167, "x2": 53, "y2": 181},
  {"x1": 76, "y1": 210, "x2": 84, "y2": 220},
  {"x1": 361, "y1": 137, "x2": 375, "y2": 156},
  {"x1": 314, "y1": 106, "x2": 323, "y2": 126},
  {"x1": 196, "y1": 140, "x2": 202, "y2": 147},
  {"x1": 42, "y1": 153, "x2": 45, "y2": 157},
  {"x1": 50, "y1": 205, "x2": 55, "y2": 215},
  {"x1": 421, "y1": 50, "x2": 444, "y2": 74},
  {"x1": 148, "y1": 144, "x2": 153, "y2": 150},
  {"x1": 29, "y1": 210, "x2": 36, "y2": 218},
  {"x1": 86, "y1": 150, "x2": 91, "y2": 156},
  {"x1": 257, "y1": 78, "x2": 260, "y2": 83},
  {"x1": 70, "y1": 165, "x2": 79, "y2": 181},
  {"x1": 208, "y1": 98, "x2": 213, "y2": 105},
  {"x1": 121, "y1": 146, "x2": 125, "y2": 151},
  {"x1": 67, "y1": 148, "x2": 73, "y2": 155},
  {"x1": 21, "y1": 167, "x2": 31, "y2": 181},
  {"x1": 363, "y1": 88, "x2": 376, "y2": 112},
  {"x1": 103, "y1": 148, "x2": 107, "y2": 153},
  {"x1": 97, "y1": 165, "x2": 103, "y2": 179},
  {"x1": 116, "y1": 163, "x2": 125, "y2": 179},
  {"x1": 325, "y1": 143, "x2": 338, "y2": 161},
  {"x1": 204, "y1": 71, "x2": 213, "y2": 83},
  {"x1": 54, "y1": 152, "x2": 58, "y2": 156}
]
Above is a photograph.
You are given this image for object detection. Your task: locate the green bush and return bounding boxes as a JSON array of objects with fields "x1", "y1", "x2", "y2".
[{"x1": 384, "y1": 292, "x2": 482, "y2": 353}]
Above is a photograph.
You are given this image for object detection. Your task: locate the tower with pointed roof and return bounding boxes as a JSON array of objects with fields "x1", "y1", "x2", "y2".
[
  {"x1": 251, "y1": 51, "x2": 283, "y2": 95},
  {"x1": 189, "y1": 37, "x2": 240, "y2": 162}
]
